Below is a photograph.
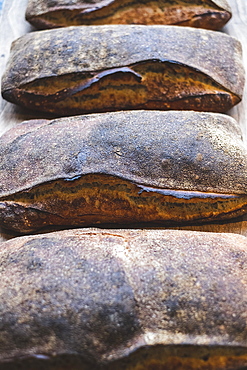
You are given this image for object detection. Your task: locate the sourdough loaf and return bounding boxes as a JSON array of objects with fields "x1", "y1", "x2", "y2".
[
  {"x1": 0, "y1": 228, "x2": 247, "y2": 369},
  {"x1": 25, "y1": 0, "x2": 232, "y2": 30},
  {"x1": 1, "y1": 25, "x2": 244, "y2": 116},
  {"x1": 0, "y1": 110, "x2": 246, "y2": 232}
]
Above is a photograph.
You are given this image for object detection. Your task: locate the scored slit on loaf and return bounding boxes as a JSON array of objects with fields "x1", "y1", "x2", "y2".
[
  {"x1": 1, "y1": 25, "x2": 244, "y2": 116},
  {"x1": 0, "y1": 110, "x2": 246, "y2": 232},
  {"x1": 25, "y1": 0, "x2": 232, "y2": 30},
  {"x1": 0, "y1": 229, "x2": 247, "y2": 369}
]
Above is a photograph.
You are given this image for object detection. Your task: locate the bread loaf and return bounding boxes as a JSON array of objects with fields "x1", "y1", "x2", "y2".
[
  {"x1": 25, "y1": 0, "x2": 232, "y2": 30},
  {"x1": 0, "y1": 110, "x2": 246, "y2": 232},
  {"x1": 1, "y1": 25, "x2": 244, "y2": 116},
  {"x1": 0, "y1": 228, "x2": 247, "y2": 369}
]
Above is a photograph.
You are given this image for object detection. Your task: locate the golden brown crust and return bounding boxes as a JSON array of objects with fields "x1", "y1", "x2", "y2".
[
  {"x1": 0, "y1": 229, "x2": 247, "y2": 368},
  {"x1": 0, "y1": 111, "x2": 246, "y2": 232},
  {"x1": 25, "y1": 0, "x2": 232, "y2": 30},
  {"x1": 3, "y1": 61, "x2": 240, "y2": 115},
  {"x1": 1, "y1": 25, "x2": 244, "y2": 115},
  {"x1": 1, "y1": 173, "x2": 247, "y2": 232}
]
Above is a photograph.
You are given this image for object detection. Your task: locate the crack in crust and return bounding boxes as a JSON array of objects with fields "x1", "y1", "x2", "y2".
[
  {"x1": 4, "y1": 60, "x2": 239, "y2": 115},
  {"x1": 1, "y1": 174, "x2": 247, "y2": 232},
  {"x1": 25, "y1": 0, "x2": 232, "y2": 30}
]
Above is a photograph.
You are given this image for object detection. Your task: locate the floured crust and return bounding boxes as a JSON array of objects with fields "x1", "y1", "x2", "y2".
[
  {"x1": 0, "y1": 111, "x2": 246, "y2": 232},
  {"x1": 25, "y1": 0, "x2": 232, "y2": 30},
  {"x1": 0, "y1": 229, "x2": 247, "y2": 368},
  {"x1": 1, "y1": 25, "x2": 244, "y2": 115}
]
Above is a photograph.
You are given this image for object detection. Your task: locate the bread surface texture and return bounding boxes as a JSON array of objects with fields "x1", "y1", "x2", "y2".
[
  {"x1": 25, "y1": 0, "x2": 232, "y2": 30},
  {"x1": 1, "y1": 25, "x2": 244, "y2": 115},
  {"x1": 0, "y1": 110, "x2": 247, "y2": 232},
  {"x1": 0, "y1": 229, "x2": 247, "y2": 369}
]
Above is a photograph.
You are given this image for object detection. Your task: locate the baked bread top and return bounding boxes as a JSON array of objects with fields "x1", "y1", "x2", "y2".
[
  {"x1": 0, "y1": 110, "x2": 246, "y2": 198},
  {"x1": 0, "y1": 228, "x2": 247, "y2": 369},
  {"x1": 2, "y1": 25, "x2": 243, "y2": 96}
]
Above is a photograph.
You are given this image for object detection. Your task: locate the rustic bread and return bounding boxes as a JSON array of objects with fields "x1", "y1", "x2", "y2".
[
  {"x1": 25, "y1": 0, "x2": 232, "y2": 30},
  {"x1": 1, "y1": 25, "x2": 244, "y2": 116},
  {"x1": 0, "y1": 228, "x2": 247, "y2": 369},
  {"x1": 0, "y1": 110, "x2": 246, "y2": 232}
]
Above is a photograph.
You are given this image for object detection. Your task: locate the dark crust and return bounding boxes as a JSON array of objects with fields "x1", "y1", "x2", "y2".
[
  {"x1": 0, "y1": 229, "x2": 247, "y2": 367},
  {"x1": 2, "y1": 60, "x2": 240, "y2": 115},
  {"x1": 1, "y1": 172, "x2": 247, "y2": 232},
  {"x1": 0, "y1": 111, "x2": 246, "y2": 198},
  {"x1": 25, "y1": 0, "x2": 232, "y2": 28},
  {"x1": 26, "y1": 11, "x2": 232, "y2": 33},
  {"x1": 1, "y1": 25, "x2": 244, "y2": 98}
]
